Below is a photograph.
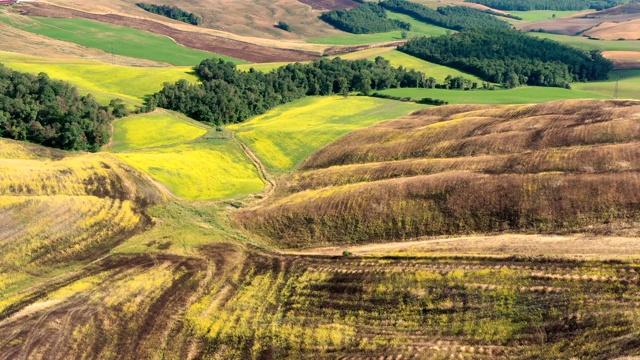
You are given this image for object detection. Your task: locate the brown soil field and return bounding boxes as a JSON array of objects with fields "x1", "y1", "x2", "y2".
[
  {"x1": 603, "y1": 51, "x2": 640, "y2": 69},
  {"x1": 297, "y1": 0, "x2": 361, "y2": 11},
  {"x1": 40, "y1": 0, "x2": 341, "y2": 40},
  {"x1": 517, "y1": 13, "x2": 640, "y2": 35},
  {"x1": 16, "y1": 2, "x2": 321, "y2": 62},
  {"x1": 238, "y1": 99, "x2": 640, "y2": 247},
  {"x1": 584, "y1": 2, "x2": 640, "y2": 17},
  {"x1": 584, "y1": 19, "x2": 640, "y2": 40}
]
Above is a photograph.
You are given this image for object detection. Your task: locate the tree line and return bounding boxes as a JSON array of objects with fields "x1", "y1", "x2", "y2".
[
  {"x1": 320, "y1": 2, "x2": 411, "y2": 34},
  {"x1": 463, "y1": 0, "x2": 623, "y2": 11},
  {"x1": 379, "y1": 0, "x2": 511, "y2": 31},
  {"x1": 148, "y1": 57, "x2": 428, "y2": 125},
  {"x1": 398, "y1": 28, "x2": 613, "y2": 88},
  {"x1": 0, "y1": 64, "x2": 119, "y2": 151},
  {"x1": 135, "y1": 3, "x2": 203, "y2": 26}
]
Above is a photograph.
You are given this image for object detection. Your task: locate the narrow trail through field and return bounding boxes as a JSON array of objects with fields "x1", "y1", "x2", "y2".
[
  {"x1": 230, "y1": 132, "x2": 276, "y2": 204},
  {"x1": 287, "y1": 234, "x2": 640, "y2": 259}
]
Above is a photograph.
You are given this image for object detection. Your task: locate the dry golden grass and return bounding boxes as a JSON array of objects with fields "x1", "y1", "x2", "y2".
[
  {"x1": 583, "y1": 18, "x2": 640, "y2": 40},
  {"x1": 238, "y1": 99, "x2": 640, "y2": 247},
  {"x1": 603, "y1": 51, "x2": 640, "y2": 70}
]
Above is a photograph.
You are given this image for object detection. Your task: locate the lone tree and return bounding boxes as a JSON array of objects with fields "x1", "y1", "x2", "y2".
[{"x1": 276, "y1": 21, "x2": 292, "y2": 32}]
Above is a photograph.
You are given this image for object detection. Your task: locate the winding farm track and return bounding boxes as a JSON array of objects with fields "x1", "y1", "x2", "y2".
[{"x1": 16, "y1": 2, "x2": 320, "y2": 63}]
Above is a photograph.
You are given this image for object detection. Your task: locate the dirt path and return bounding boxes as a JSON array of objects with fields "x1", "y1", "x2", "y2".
[
  {"x1": 230, "y1": 132, "x2": 276, "y2": 204},
  {"x1": 288, "y1": 234, "x2": 640, "y2": 259},
  {"x1": 16, "y1": 2, "x2": 320, "y2": 63}
]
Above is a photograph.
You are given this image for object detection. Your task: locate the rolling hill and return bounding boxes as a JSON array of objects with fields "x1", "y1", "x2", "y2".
[
  {"x1": 2, "y1": 0, "x2": 640, "y2": 358},
  {"x1": 237, "y1": 99, "x2": 640, "y2": 247}
]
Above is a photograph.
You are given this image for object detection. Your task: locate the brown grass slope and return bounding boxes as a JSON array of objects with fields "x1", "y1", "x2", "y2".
[{"x1": 238, "y1": 99, "x2": 640, "y2": 247}]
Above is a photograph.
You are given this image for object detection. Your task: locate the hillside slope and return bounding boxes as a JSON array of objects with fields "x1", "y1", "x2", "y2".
[{"x1": 237, "y1": 99, "x2": 640, "y2": 247}]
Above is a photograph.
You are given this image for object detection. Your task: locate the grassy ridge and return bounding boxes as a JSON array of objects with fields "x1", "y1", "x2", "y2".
[
  {"x1": 228, "y1": 96, "x2": 425, "y2": 173},
  {"x1": 238, "y1": 100, "x2": 640, "y2": 247},
  {"x1": 0, "y1": 51, "x2": 197, "y2": 105},
  {"x1": 376, "y1": 50, "x2": 484, "y2": 83},
  {"x1": 0, "y1": 16, "x2": 243, "y2": 66},
  {"x1": 110, "y1": 111, "x2": 207, "y2": 151}
]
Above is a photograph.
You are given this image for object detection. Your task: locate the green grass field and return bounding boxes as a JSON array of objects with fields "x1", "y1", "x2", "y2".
[
  {"x1": 109, "y1": 111, "x2": 207, "y2": 151},
  {"x1": 114, "y1": 136, "x2": 264, "y2": 200},
  {"x1": 572, "y1": 69, "x2": 640, "y2": 100},
  {"x1": 0, "y1": 16, "x2": 243, "y2": 66},
  {"x1": 0, "y1": 51, "x2": 197, "y2": 105},
  {"x1": 228, "y1": 96, "x2": 425, "y2": 173},
  {"x1": 528, "y1": 32, "x2": 640, "y2": 52},
  {"x1": 373, "y1": 50, "x2": 484, "y2": 83},
  {"x1": 379, "y1": 86, "x2": 608, "y2": 104},
  {"x1": 307, "y1": 10, "x2": 449, "y2": 45},
  {"x1": 509, "y1": 10, "x2": 584, "y2": 23}
]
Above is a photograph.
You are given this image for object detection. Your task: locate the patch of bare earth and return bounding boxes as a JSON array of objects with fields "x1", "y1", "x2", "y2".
[
  {"x1": 296, "y1": 0, "x2": 360, "y2": 11},
  {"x1": 603, "y1": 51, "x2": 640, "y2": 69},
  {"x1": 16, "y1": 2, "x2": 320, "y2": 63},
  {"x1": 583, "y1": 18, "x2": 640, "y2": 40},
  {"x1": 291, "y1": 234, "x2": 640, "y2": 259}
]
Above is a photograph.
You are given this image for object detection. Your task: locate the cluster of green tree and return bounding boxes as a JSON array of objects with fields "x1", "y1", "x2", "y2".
[
  {"x1": 379, "y1": 0, "x2": 511, "y2": 30},
  {"x1": 463, "y1": 0, "x2": 623, "y2": 11},
  {"x1": 276, "y1": 21, "x2": 292, "y2": 32},
  {"x1": 370, "y1": 92, "x2": 449, "y2": 105},
  {"x1": 135, "y1": 3, "x2": 202, "y2": 26},
  {"x1": 0, "y1": 64, "x2": 115, "y2": 151},
  {"x1": 319, "y1": 2, "x2": 411, "y2": 34},
  {"x1": 398, "y1": 29, "x2": 613, "y2": 88},
  {"x1": 149, "y1": 57, "x2": 427, "y2": 125}
]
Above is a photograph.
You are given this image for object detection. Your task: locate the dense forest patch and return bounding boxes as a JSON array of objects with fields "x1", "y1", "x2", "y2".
[
  {"x1": 464, "y1": 0, "x2": 624, "y2": 11},
  {"x1": 380, "y1": 0, "x2": 511, "y2": 30},
  {"x1": 135, "y1": 3, "x2": 202, "y2": 26},
  {"x1": 150, "y1": 57, "x2": 427, "y2": 126},
  {"x1": 319, "y1": 2, "x2": 412, "y2": 34},
  {"x1": 0, "y1": 64, "x2": 121, "y2": 151},
  {"x1": 398, "y1": 28, "x2": 613, "y2": 87}
]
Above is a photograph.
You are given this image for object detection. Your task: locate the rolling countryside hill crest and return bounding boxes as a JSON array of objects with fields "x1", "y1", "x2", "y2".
[{"x1": 1, "y1": 0, "x2": 640, "y2": 358}]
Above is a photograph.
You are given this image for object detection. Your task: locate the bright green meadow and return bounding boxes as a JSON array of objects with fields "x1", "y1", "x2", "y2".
[
  {"x1": 227, "y1": 96, "x2": 425, "y2": 173},
  {"x1": 0, "y1": 15, "x2": 244, "y2": 66},
  {"x1": 379, "y1": 86, "x2": 609, "y2": 104},
  {"x1": 109, "y1": 111, "x2": 207, "y2": 151}
]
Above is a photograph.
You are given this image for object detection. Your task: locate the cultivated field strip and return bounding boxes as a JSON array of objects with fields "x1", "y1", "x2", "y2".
[
  {"x1": 1, "y1": 244, "x2": 639, "y2": 359},
  {"x1": 182, "y1": 253, "x2": 640, "y2": 359},
  {"x1": 239, "y1": 100, "x2": 640, "y2": 246}
]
